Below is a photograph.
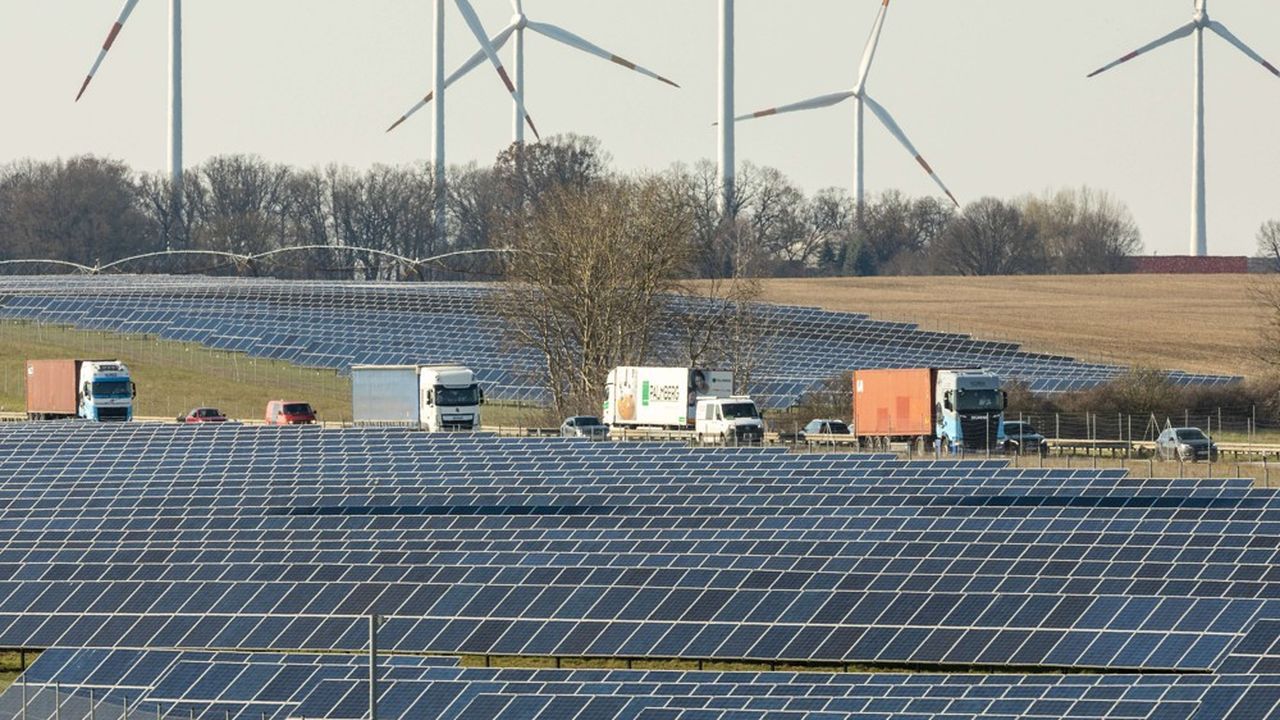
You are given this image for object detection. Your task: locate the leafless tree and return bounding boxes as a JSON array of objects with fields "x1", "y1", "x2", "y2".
[
  {"x1": 0, "y1": 156, "x2": 150, "y2": 266},
  {"x1": 494, "y1": 175, "x2": 694, "y2": 416},
  {"x1": 1022, "y1": 187, "x2": 1142, "y2": 273},
  {"x1": 932, "y1": 197, "x2": 1045, "y2": 276},
  {"x1": 1258, "y1": 220, "x2": 1280, "y2": 272},
  {"x1": 189, "y1": 155, "x2": 293, "y2": 257}
]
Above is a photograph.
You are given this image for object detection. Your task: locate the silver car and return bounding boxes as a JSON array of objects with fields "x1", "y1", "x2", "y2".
[
  {"x1": 1155, "y1": 427, "x2": 1218, "y2": 462},
  {"x1": 560, "y1": 415, "x2": 610, "y2": 440}
]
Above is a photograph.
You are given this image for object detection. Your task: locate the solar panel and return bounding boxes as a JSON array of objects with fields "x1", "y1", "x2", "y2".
[{"x1": 0, "y1": 275, "x2": 1240, "y2": 410}]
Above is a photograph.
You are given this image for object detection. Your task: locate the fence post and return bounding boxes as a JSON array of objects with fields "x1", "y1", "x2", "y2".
[
  {"x1": 20, "y1": 672, "x2": 25, "y2": 720},
  {"x1": 54, "y1": 682, "x2": 60, "y2": 720},
  {"x1": 90, "y1": 688, "x2": 95, "y2": 720},
  {"x1": 369, "y1": 614, "x2": 380, "y2": 720}
]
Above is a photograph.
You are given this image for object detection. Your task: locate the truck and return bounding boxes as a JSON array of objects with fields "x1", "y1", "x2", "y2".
[
  {"x1": 351, "y1": 364, "x2": 483, "y2": 432},
  {"x1": 852, "y1": 368, "x2": 1006, "y2": 453},
  {"x1": 26, "y1": 359, "x2": 135, "y2": 422},
  {"x1": 602, "y1": 366, "x2": 735, "y2": 429}
]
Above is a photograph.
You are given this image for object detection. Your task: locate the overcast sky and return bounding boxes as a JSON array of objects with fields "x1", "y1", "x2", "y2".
[{"x1": 3, "y1": 1, "x2": 1279, "y2": 257}]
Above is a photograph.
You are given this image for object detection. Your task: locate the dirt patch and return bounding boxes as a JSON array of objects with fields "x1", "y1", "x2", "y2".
[{"x1": 749, "y1": 274, "x2": 1268, "y2": 378}]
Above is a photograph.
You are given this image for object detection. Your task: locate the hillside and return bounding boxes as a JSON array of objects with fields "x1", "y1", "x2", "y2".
[{"x1": 754, "y1": 274, "x2": 1269, "y2": 378}]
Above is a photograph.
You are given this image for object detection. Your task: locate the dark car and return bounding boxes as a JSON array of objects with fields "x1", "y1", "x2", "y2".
[
  {"x1": 1155, "y1": 427, "x2": 1218, "y2": 462},
  {"x1": 560, "y1": 415, "x2": 610, "y2": 440},
  {"x1": 799, "y1": 419, "x2": 852, "y2": 441},
  {"x1": 1002, "y1": 420, "x2": 1047, "y2": 455},
  {"x1": 179, "y1": 407, "x2": 227, "y2": 423}
]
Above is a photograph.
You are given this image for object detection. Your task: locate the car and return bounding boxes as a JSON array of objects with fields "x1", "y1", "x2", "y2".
[
  {"x1": 799, "y1": 419, "x2": 852, "y2": 441},
  {"x1": 179, "y1": 407, "x2": 227, "y2": 423},
  {"x1": 265, "y1": 400, "x2": 317, "y2": 425},
  {"x1": 1002, "y1": 420, "x2": 1047, "y2": 455},
  {"x1": 561, "y1": 415, "x2": 610, "y2": 440},
  {"x1": 1155, "y1": 427, "x2": 1218, "y2": 462}
]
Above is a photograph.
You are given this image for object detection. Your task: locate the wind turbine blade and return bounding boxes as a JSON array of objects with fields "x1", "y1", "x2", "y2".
[
  {"x1": 731, "y1": 91, "x2": 856, "y2": 123},
  {"x1": 452, "y1": 0, "x2": 540, "y2": 140},
  {"x1": 76, "y1": 0, "x2": 142, "y2": 101},
  {"x1": 385, "y1": 23, "x2": 518, "y2": 133},
  {"x1": 863, "y1": 94, "x2": 958, "y2": 207},
  {"x1": 525, "y1": 20, "x2": 679, "y2": 88},
  {"x1": 854, "y1": 0, "x2": 892, "y2": 92},
  {"x1": 1086, "y1": 21, "x2": 1197, "y2": 78},
  {"x1": 1207, "y1": 21, "x2": 1280, "y2": 77},
  {"x1": 453, "y1": 0, "x2": 520, "y2": 96}
]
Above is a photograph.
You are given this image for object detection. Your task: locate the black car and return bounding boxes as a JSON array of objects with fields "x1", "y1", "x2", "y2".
[
  {"x1": 1155, "y1": 427, "x2": 1218, "y2": 462},
  {"x1": 1002, "y1": 420, "x2": 1047, "y2": 455}
]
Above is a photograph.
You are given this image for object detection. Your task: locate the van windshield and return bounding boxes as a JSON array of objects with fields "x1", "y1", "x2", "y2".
[
  {"x1": 721, "y1": 402, "x2": 759, "y2": 420},
  {"x1": 283, "y1": 403, "x2": 313, "y2": 415},
  {"x1": 92, "y1": 380, "x2": 132, "y2": 398},
  {"x1": 436, "y1": 385, "x2": 481, "y2": 406}
]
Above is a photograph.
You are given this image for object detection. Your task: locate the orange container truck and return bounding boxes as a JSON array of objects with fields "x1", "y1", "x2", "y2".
[{"x1": 852, "y1": 368, "x2": 1006, "y2": 452}]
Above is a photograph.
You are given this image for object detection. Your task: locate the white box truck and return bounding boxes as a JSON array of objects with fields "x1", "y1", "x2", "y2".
[
  {"x1": 352, "y1": 364, "x2": 483, "y2": 432},
  {"x1": 602, "y1": 367, "x2": 734, "y2": 429}
]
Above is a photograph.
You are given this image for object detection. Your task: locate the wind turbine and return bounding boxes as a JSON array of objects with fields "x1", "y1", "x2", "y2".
[
  {"x1": 423, "y1": 0, "x2": 533, "y2": 242},
  {"x1": 1087, "y1": 0, "x2": 1279, "y2": 257},
  {"x1": 386, "y1": 0, "x2": 678, "y2": 145},
  {"x1": 76, "y1": 0, "x2": 184, "y2": 191},
  {"x1": 734, "y1": 0, "x2": 958, "y2": 210}
]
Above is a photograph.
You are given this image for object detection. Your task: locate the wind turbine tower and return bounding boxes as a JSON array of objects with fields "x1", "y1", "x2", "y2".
[
  {"x1": 734, "y1": 0, "x2": 958, "y2": 210},
  {"x1": 77, "y1": 0, "x2": 185, "y2": 191},
  {"x1": 1088, "y1": 0, "x2": 1280, "y2": 256}
]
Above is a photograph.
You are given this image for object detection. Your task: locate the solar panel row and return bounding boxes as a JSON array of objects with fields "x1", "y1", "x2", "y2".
[
  {"x1": 4, "y1": 647, "x2": 1280, "y2": 720},
  {"x1": 0, "y1": 275, "x2": 1240, "y2": 408}
]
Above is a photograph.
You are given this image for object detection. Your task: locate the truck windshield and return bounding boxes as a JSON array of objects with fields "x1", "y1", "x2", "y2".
[
  {"x1": 436, "y1": 385, "x2": 480, "y2": 406},
  {"x1": 721, "y1": 402, "x2": 759, "y2": 420},
  {"x1": 957, "y1": 389, "x2": 1002, "y2": 412},
  {"x1": 92, "y1": 380, "x2": 132, "y2": 398}
]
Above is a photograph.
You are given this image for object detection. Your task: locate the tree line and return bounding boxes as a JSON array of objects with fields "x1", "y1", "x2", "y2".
[{"x1": 0, "y1": 136, "x2": 1144, "y2": 279}]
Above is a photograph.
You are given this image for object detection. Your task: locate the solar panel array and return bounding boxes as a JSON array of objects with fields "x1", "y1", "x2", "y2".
[
  {"x1": 0, "y1": 423, "x2": 1276, "y2": 716},
  {"x1": 8, "y1": 647, "x2": 1280, "y2": 719},
  {"x1": 0, "y1": 275, "x2": 1238, "y2": 408}
]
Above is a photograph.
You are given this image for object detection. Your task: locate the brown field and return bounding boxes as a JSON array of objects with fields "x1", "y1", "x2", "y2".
[{"x1": 752, "y1": 274, "x2": 1269, "y2": 378}]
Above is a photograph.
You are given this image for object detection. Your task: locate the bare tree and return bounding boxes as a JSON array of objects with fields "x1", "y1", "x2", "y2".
[
  {"x1": 931, "y1": 197, "x2": 1045, "y2": 276},
  {"x1": 0, "y1": 156, "x2": 150, "y2": 266},
  {"x1": 1258, "y1": 220, "x2": 1280, "y2": 272},
  {"x1": 495, "y1": 175, "x2": 693, "y2": 416},
  {"x1": 1022, "y1": 187, "x2": 1141, "y2": 273},
  {"x1": 189, "y1": 155, "x2": 293, "y2": 257}
]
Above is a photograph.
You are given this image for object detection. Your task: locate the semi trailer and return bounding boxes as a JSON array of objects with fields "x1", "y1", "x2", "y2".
[{"x1": 26, "y1": 359, "x2": 135, "y2": 421}]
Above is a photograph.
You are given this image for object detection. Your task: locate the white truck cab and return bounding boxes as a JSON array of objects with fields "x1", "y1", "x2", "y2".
[
  {"x1": 418, "y1": 365, "x2": 483, "y2": 432},
  {"x1": 696, "y1": 396, "x2": 765, "y2": 444}
]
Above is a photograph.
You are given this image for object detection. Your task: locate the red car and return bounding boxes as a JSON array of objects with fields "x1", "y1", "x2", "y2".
[
  {"x1": 179, "y1": 407, "x2": 227, "y2": 423},
  {"x1": 265, "y1": 400, "x2": 316, "y2": 425}
]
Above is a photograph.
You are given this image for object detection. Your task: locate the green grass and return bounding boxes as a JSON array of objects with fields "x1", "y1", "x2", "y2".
[
  {"x1": 0, "y1": 651, "x2": 32, "y2": 692},
  {"x1": 0, "y1": 321, "x2": 546, "y2": 426}
]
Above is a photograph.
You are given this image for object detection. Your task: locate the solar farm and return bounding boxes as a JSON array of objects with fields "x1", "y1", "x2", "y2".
[
  {"x1": 0, "y1": 274, "x2": 1272, "y2": 719},
  {"x1": 0, "y1": 276, "x2": 1239, "y2": 409},
  {"x1": 0, "y1": 421, "x2": 1276, "y2": 718}
]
